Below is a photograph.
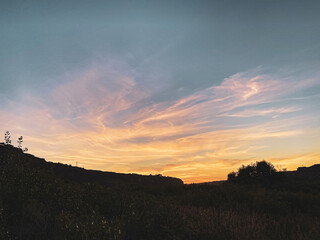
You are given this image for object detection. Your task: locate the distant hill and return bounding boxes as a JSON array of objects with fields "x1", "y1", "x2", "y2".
[
  {"x1": 197, "y1": 164, "x2": 320, "y2": 185},
  {"x1": 195, "y1": 180, "x2": 226, "y2": 185},
  {"x1": 284, "y1": 164, "x2": 320, "y2": 179},
  {"x1": 0, "y1": 144, "x2": 183, "y2": 187}
]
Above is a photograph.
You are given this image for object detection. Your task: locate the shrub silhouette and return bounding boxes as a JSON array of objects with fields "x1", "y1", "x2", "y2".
[
  {"x1": 256, "y1": 160, "x2": 276, "y2": 177},
  {"x1": 238, "y1": 164, "x2": 256, "y2": 180},
  {"x1": 227, "y1": 171, "x2": 236, "y2": 181},
  {"x1": 228, "y1": 160, "x2": 277, "y2": 183}
]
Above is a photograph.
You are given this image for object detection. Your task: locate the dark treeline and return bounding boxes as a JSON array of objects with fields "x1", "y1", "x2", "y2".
[
  {"x1": 1, "y1": 145, "x2": 320, "y2": 239},
  {"x1": 228, "y1": 160, "x2": 320, "y2": 193}
]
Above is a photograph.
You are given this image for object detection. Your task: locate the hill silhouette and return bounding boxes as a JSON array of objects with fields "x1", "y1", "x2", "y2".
[
  {"x1": 0, "y1": 144, "x2": 183, "y2": 187},
  {"x1": 286, "y1": 164, "x2": 320, "y2": 179},
  {"x1": 1, "y1": 144, "x2": 320, "y2": 239}
]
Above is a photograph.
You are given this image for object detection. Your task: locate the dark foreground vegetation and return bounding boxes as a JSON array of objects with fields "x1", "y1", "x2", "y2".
[{"x1": 1, "y1": 144, "x2": 320, "y2": 239}]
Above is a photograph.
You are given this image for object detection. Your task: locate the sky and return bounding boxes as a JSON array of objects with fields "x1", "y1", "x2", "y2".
[{"x1": 1, "y1": 0, "x2": 320, "y2": 183}]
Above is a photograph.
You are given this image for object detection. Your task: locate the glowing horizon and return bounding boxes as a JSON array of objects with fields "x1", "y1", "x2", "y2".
[{"x1": 1, "y1": 64, "x2": 319, "y2": 183}]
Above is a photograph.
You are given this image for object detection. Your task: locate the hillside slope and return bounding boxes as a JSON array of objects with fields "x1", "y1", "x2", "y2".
[
  {"x1": 0, "y1": 144, "x2": 183, "y2": 187},
  {"x1": 1, "y1": 144, "x2": 320, "y2": 240}
]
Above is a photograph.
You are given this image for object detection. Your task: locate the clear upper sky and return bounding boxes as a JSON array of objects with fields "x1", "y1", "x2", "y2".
[{"x1": 1, "y1": 0, "x2": 320, "y2": 182}]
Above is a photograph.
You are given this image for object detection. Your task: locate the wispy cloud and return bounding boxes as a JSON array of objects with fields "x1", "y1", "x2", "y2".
[
  {"x1": 1, "y1": 65, "x2": 319, "y2": 182},
  {"x1": 219, "y1": 107, "x2": 301, "y2": 118}
]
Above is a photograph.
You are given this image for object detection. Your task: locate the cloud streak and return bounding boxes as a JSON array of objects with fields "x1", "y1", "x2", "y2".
[{"x1": 1, "y1": 64, "x2": 319, "y2": 183}]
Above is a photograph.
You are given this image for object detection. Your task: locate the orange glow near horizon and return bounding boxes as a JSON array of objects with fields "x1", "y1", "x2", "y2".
[{"x1": 1, "y1": 66, "x2": 319, "y2": 183}]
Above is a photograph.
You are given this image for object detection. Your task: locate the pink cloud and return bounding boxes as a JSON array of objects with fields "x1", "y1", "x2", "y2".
[
  {"x1": 1, "y1": 66, "x2": 319, "y2": 182},
  {"x1": 219, "y1": 107, "x2": 301, "y2": 118}
]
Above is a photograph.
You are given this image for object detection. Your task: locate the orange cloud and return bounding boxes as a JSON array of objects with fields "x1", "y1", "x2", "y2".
[{"x1": 0, "y1": 66, "x2": 319, "y2": 183}]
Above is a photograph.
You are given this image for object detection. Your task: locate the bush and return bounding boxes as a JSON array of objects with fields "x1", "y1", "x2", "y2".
[{"x1": 228, "y1": 161, "x2": 277, "y2": 183}]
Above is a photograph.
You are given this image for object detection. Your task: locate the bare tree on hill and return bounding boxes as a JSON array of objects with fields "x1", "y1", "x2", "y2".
[{"x1": 4, "y1": 131, "x2": 11, "y2": 145}]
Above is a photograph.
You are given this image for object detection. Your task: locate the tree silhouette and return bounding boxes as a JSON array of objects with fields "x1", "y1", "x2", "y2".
[
  {"x1": 4, "y1": 131, "x2": 11, "y2": 145},
  {"x1": 227, "y1": 171, "x2": 236, "y2": 181},
  {"x1": 256, "y1": 160, "x2": 276, "y2": 177},
  {"x1": 17, "y1": 136, "x2": 23, "y2": 148},
  {"x1": 3, "y1": 132, "x2": 29, "y2": 151},
  {"x1": 237, "y1": 164, "x2": 256, "y2": 181},
  {"x1": 228, "y1": 160, "x2": 277, "y2": 183}
]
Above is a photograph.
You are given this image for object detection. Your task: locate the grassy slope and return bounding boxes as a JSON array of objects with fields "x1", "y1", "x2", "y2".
[{"x1": 1, "y1": 145, "x2": 320, "y2": 239}]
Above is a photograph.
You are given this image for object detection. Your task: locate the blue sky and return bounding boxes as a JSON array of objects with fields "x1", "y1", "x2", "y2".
[{"x1": 1, "y1": 0, "x2": 320, "y2": 182}]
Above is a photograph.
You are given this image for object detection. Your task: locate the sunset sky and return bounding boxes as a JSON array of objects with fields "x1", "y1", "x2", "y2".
[{"x1": 1, "y1": 0, "x2": 320, "y2": 183}]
